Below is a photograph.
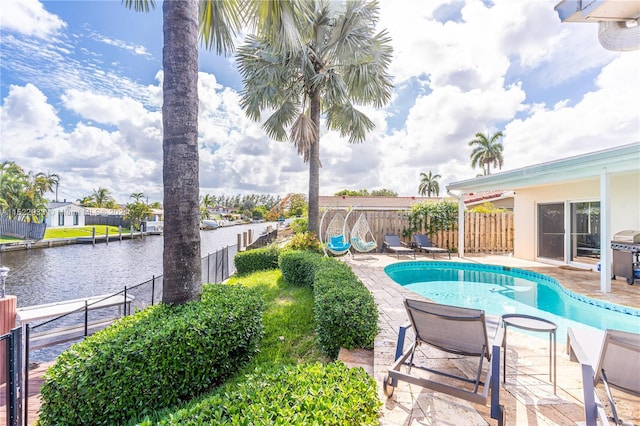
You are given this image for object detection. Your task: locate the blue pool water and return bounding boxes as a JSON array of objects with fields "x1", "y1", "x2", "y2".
[{"x1": 385, "y1": 262, "x2": 640, "y2": 342}]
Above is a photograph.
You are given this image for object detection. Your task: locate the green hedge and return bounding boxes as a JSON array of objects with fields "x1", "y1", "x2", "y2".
[
  {"x1": 234, "y1": 245, "x2": 280, "y2": 275},
  {"x1": 278, "y1": 250, "x2": 324, "y2": 288},
  {"x1": 313, "y1": 259, "x2": 379, "y2": 358},
  {"x1": 277, "y1": 251, "x2": 379, "y2": 358},
  {"x1": 135, "y1": 362, "x2": 380, "y2": 425},
  {"x1": 37, "y1": 284, "x2": 264, "y2": 426}
]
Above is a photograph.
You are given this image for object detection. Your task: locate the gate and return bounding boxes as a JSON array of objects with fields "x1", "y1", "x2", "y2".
[{"x1": 1, "y1": 327, "x2": 23, "y2": 426}]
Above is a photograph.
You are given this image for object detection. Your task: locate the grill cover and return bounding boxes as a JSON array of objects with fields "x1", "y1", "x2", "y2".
[{"x1": 612, "y1": 230, "x2": 640, "y2": 244}]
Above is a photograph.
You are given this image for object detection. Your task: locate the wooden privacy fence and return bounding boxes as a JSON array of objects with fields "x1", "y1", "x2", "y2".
[
  {"x1": 0, "y1": 217, "x2": 47, "y2": 240},
  {"x1": 319, "y1": 210, "x2": 514, "y2": 254}
]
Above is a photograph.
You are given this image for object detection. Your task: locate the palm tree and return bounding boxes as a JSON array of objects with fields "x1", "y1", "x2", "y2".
[
  {"x1": 468, "y1": 131, "x2": 505, "y2": 176},
  {"x1": 237, "y1": 0, "x2": 393, "y2": 234},
  {"x1": 130, "y1": 192, "x2": 145, "y2": 203},
  {"x1": 76, "y1": 196, "x2": 94, "y2": 207},
  {"x1": 418, "y1": 171, "x2": 441, "y2": 197},
  {"x1": 91, "y1": 187, "x2": 113, "y2": 208},
  {"x1": 33, "y1": 172, "x2": 60, "y2": 201},
  {"x1": 125, "y1": 0, "x2": 310, "y2": 304}
]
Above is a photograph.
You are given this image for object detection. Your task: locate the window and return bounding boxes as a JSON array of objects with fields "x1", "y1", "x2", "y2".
[
  {"x1": 58, "y1": 211, "x2": 65, "y2": 226},
  {"x1": 73, "y1": 211, "x2": 79, "y2": 226}
]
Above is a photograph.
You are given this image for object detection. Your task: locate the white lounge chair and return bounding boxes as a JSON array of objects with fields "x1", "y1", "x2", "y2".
[{"x1": 567, "y1": 327, "x2": 640, "y2": 426}]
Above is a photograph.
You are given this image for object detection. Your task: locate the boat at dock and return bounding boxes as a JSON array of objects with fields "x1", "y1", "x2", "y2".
[{"x1": 201, "y1": 219, "x2": 219, "y2": 230}]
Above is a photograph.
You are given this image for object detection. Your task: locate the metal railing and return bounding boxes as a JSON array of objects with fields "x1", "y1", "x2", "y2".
[
  {"x1": 17, "y1": 241, "x2": 249, "y2": 426},
  {"x1": 1, "y1": 327, "x2": 22, "y2": 426}
]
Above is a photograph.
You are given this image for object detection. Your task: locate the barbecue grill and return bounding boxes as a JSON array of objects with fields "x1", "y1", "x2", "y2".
[{"x1": 611, "y1": 230, "x2": 640, "y2": 285}]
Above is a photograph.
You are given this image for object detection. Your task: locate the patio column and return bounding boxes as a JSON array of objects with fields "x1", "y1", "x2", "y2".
[
  {"x1": 600, "y1": 169, "x2": 611, "y2": 293},
  {"x1": 457, "y1": 195, "x2": 465, "y2": 257}
]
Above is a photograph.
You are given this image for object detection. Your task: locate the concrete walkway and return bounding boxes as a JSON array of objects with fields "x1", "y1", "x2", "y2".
[{"x1": 343, "y1": 254, "x2": 640, "y2": 426}]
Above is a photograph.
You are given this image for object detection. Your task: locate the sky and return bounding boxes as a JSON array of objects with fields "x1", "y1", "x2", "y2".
[{"x1": 1, "y1": 0, "x2": 639, "y2": 205}]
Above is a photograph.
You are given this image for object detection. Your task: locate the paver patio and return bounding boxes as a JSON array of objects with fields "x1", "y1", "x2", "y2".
[{"x1": 344, "y1": 253, "x2": 640, "y2": 426}]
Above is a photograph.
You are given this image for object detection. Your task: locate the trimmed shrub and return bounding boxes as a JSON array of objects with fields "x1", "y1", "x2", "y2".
[
  {"x1": 313, "y1": 259, "x2": 379, "y2": 358},
  {"x1": 278, "y1": 250, "x2": 324, "y2": 288},
  {"x1": 234, "y1": 245, "x2": 280, "y2": 275},
  {"x1": 137, "y1": 362, "x2": 381, "y2": 425},
  {"x1": 37, "y1": 284, "x2": 264, "y2": 426}
]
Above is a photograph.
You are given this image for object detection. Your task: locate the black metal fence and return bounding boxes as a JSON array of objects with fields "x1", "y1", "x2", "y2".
[
  {"x1": 14, "y1": 235, "x2": 281, "y2": 425},
  {"x1": 1, "y1": 327, "x2": 23, "y2": 426},
  {"x1": 85, "y1": 215, "x2": 130, "y2": 228},
  {"x1": 5, "y1": 227, "x2": 281, "y2": 426}
]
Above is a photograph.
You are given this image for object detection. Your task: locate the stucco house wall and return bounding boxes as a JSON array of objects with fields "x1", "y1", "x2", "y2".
[
  {"x1": 513, "y1": 172, "x2": 640, "y2": 261},
  {"x1": 46, "y1": 202, "x2": 86, "y2": 228}
]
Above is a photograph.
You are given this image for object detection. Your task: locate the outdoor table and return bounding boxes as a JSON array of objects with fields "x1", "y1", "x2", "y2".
[{"x1": 502, "y1": 313, "x2": 557, "y2": 395}]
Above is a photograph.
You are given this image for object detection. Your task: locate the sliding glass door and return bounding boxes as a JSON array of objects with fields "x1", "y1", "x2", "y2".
[
  {"x1": 537, "y1": 203, "x2": 564, "y2": 260},
  {"x1": 537, "y1": 201, "x2": 601, "y2": 264},
  {"x1": 570, "y1": 201, "x2": 600, "y2": 264}
]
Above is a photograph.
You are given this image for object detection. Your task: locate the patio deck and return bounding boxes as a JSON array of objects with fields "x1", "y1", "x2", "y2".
[{"x1": 343, "y1": 253, "x2": 640, "y2": 426}]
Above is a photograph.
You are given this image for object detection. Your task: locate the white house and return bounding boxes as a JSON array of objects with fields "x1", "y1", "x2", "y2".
[
  {"x1": 46, "y1": 202, "x2": 86, "y2": 228},
  {"x1": 447, "y1": 142, "x2": 640, "y2": 293}
]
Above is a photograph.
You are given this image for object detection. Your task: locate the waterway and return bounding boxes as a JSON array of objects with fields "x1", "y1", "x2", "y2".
[{"x1": 1, "y1": 222, "x2": 277, "y2": 308}]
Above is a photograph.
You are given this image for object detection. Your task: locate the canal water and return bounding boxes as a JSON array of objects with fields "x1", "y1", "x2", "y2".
[{"x1": 1, "y1": 222, "x2": 277, "y2": 308}]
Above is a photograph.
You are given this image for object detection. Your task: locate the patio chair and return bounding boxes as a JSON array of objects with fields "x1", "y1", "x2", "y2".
[
  {"x1": 383, "y1": 234, "x2": 416, "y2": 259},
  {"x1": 383, "y1": 299, "x2": 504, "y2": 426},
  {"x1": 567, "y1": 327, "x2": 640, "y2": 426},
  {"x1": 412, "y1": 233, "x2": 451, "y2": 259}
]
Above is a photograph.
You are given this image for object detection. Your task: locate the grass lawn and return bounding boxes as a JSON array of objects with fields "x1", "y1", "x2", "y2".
[
  {"x1": 0, "y1": 235, "x2": 23, "y2": 243},
  {"x1": 44, "y1": 226, "x2": 132, "y2": 239},
  {"x1": 128, "y1": 269, "x2": 331, "y2": 425},
  {"x1": 226, "y1": 269, "x2": 328, "y2": 369}
]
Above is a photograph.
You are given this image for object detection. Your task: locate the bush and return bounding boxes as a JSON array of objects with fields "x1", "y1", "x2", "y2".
[
  {"x1": 290, "y1": 217, "x2": 308, "y2": 234},
  {"x1": 278, "y1": 250, "x2": 324, "y2": 288},
  {"x1": 136, "y1": 362, "x2": 381, "y2": 425},
  {"x1": 234, "y1": 245, "x2": 280, "y2": 275},
  {"x1": 286, "y1": 231, "x2": 322, "y2": 253},
  {"x1": 37, "y1": 284, "x2": 264, "y2": 426},
  {"x1": 313, "y1": 259, "x2": 379, "y2": 358}
]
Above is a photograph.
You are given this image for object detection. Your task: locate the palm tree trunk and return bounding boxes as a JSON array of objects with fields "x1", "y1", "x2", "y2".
[
  {"x1": 308, "y1": 90, "x2": 321, "y2": 235},
  {"x1": 162, "y1": 0, "x2": 202, "y2": 305}
]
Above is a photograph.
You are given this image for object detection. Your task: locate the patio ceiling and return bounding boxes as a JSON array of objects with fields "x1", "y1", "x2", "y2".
[
  {"x1": 554, "y1": 0, "x2": 640, "y2": 51},
  {"x1": 446, "y1": 142, "x2": 640, "y2": 194}
]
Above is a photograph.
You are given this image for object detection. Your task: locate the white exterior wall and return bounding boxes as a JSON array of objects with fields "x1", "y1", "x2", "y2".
[
  {"x1": 513, "y1": 171, "x2": 640, "y2": 262},
  {"x1": 47, "y1": 205, "x2": 86, "y2": 228}
]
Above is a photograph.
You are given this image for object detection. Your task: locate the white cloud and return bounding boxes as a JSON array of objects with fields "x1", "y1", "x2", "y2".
[
  {"x1": 1, "y1": 0, "x2": 638, "y2": 204},
  {"x1": 0, "y1": 0, "x2": 66, "y2": 38}
]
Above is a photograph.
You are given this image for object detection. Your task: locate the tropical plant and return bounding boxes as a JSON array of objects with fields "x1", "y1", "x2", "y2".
[
  {"x1": 76, "y1": 196, "x2": 95, "y2": 207},
  {"x1": 34, "y1": 172, "x2": 59, "y2": 200},
  {"x1": 335, "y1": 189, "x2": 370, "y2": 196},
  {"x1": 371, "y1": 188, "x2": 397, "y2": 196},
  {"x1": 468, "y1": 201, "x2": 508, "y2": 214},
  {"x1": 130, "y1": 192, "x2": 145, "y2": 203},
  {"x1": 124, "y1": 201, "x2": 152, "y2": 230},
  {"x1": 405, "y1": 199, "x2": 458, "y2": 238},
  {"x1": 0, "y1": 161, "x2": 51, "y2": 222},
  {"x1": 91, "y1": 187, "x2": 116, "y2": 208},
  {"x1": 468, "y1": 131, "x2": 505, "y2": 176},
  {"x1": 236, "y1": 0, "x2": 393, "y2": 235},
  {"x1": 418, "y1": 171, "x2": 441, "y2": 197},
  {"x1": 125, "y1": 0, "x2": 311, "y2": 304}
]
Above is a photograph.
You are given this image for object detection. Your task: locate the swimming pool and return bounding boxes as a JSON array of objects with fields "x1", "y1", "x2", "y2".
[{"x1": 385, "y1": 262, "x2": 640, "y2": 342}]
